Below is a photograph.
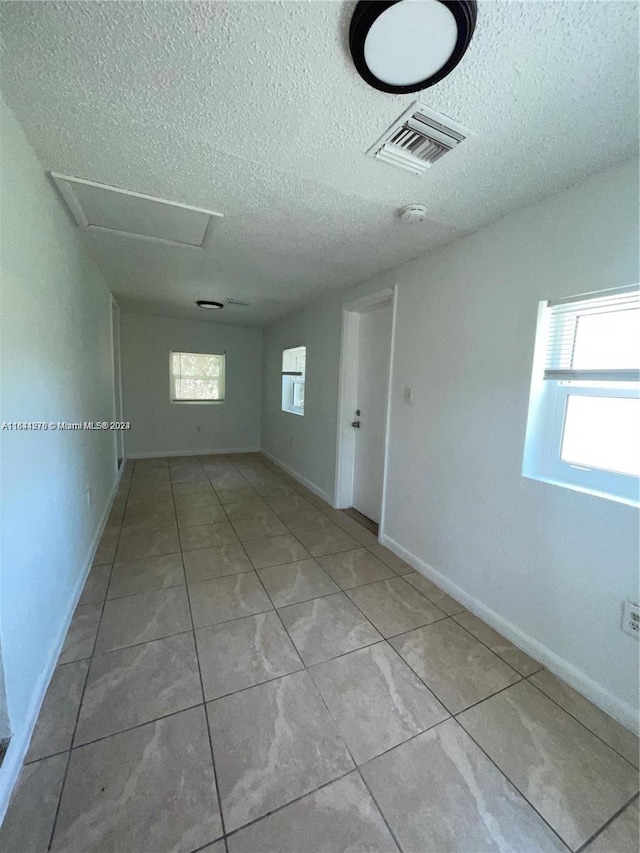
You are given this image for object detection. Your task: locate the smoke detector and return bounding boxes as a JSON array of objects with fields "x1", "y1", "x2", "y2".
[
  {"x1": 368, "y1": 102, "x2": 473, "y2": 175},
  {"x1": 400, "y1": 204, "x2": 428, "y2": 224}
]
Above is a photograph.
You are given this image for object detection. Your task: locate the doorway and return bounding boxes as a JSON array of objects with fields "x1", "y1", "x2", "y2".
[{"x1": 335, "y1": 288, "x2": 395, "y2": 531}]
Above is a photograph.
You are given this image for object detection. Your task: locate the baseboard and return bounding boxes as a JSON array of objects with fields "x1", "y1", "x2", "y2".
[
  {"x1": 0, "y1": 463, "x2": 126, "y2": 824},
  {"x1": 380, "y1": 532, "x2": 639, "y2": 735},
  {"x1": 260, "y1": 449, "x2": 335, "y2": 506},
  {"x1": 127, "y1": 447, "x2": 261, "y2": 459}
]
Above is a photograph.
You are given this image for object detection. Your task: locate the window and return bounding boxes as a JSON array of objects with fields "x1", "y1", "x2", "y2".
[
  {"x1": 170, "y1": 351, "x2": 225, "y2": 403},
  {"x1": 523, "y1": 287, "x2": 639, "y2": 506},
  {"x1": 282, "y1": 346, "x2": 306, "y2": 415}
]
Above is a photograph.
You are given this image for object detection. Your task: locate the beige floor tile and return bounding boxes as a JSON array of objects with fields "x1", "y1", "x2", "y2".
[
  {"x1": 295, "y1": 525, "x2": 360, "y2": 557},
  {"x1": 95, "y1": 586, "x2": 192, "y2": 653},
  {"x1": 52, "y1": 708, "x2": 221, "y2": 852},
  {"x1": 176, "y1": 504, "x2": 228, "y2": 527},
  {"x1": 183, "y1": 543, "x2": 253, "y2": 583},
  {"x1": 347, "y1": 577, "x2": 446, "y2": 638},
  {"x1": 179, "y1": 521, "x2": 239, "y2": 551},
  {"x1": 243, "y1": 534, "x2": 310, "y2": 569},
  {"x1": 361, "y1": 719, "x2": 568, "y2": 853},
  {"x1": 215, "y1": 487, "x2": 260, "y2": 505},
  {"x1": 0, "y1": 754, "x2": 68, "y2": 853},
  {"x1": 318, "y1": 548, "x2": 395, "y2": 590},
  {"x1": 231, "y1": 512, "x2": 288, "y2": 541},
  {"x1": 173, "y1": 491, "x2": 221, "y2": 510},
  {"x1": 310, "y1": 642, "x2": 448, "y2": 763},
  {"x1": 189, "y1": 572, "x2": 273, "y2": 629},
  {"x1": 258, "y1": 559, "x2": 339, "y2": 607},
  {"x1": 585, "y1": 799, "x2": 639, "y2": 853},
  {"x1": 120, "y1": 510, "x2": 177, "y2": 534},
  {"x1": 59, "y1": 603, "x2": 102, "y2": 663},
  {"x1": 454, "y1": 611, "x2": 542, "y2": 676},
  {"x1": 115, "y1": 527, "x2": 180, "y2": 562},
  {"x1": 458, "y1": 680, "x2": 640, "y2": 850},
  {"x1": 93, "y1": 529, "x2": 119, "y2": 564},
  {"x1": 223, "y1": 499, "x2": 271, "y2": 520},
  {"x1": 390, "y1": 619, "x2": 520, "y2": 713},
  {"x1": 529, "y1": 669, "x2": 639, "y2": 768},
  {"x1": 26, "y1": 660, "x2": 89, "y2": 762},
  {"x1": 334, "y1": 516, "x2": 379, "y2": 546},
  {"x1": 404, "y1": 571, "x2": 465, "y2": 614},
  {"x1": 228, "y1": 772, "x2": 399, "y2": 853},
  {"x1": 366, "y1": 543, "x2": 413, "y2": 574},
  {"x1": 78, "y1": 563, "x2": 111, "y2": 605},
  {"x1": 107, "y1": 552, "x2": 185, "y2": 599},
  {"x1": 196, "y1": 611, "x2": 302, "y2": 700},
  {"x1": 75, "y1": 633, "x2": 202, "y2": 744},
  {"x1": 266, "y1": 495, "x2": 314, "y2": 515},
  {"x1": 253, "y1": 483, "x2": 298, "y2": 498},
  {"x1": 278, "y1": 509, "x2": 335, "y2": 533},
  {"x1": 123, "y1": 497, "x2": 175, "y2": 516},
  {"x1": 208, "y1": 671, "x2": 353, "y2": 832},
  {"x1": 279, "y1": 592, "x2": 382, "y2": 666},
  {"x1": 172, "y1": 480, "x2": 216, "y2": 496}
]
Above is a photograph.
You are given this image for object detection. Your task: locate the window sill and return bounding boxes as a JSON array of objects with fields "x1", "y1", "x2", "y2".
[
  {"x1": 523, "y1": 470, "x2": 639, "y2": 508},
  {"x1": 171, "y1": 399, "x2": 225, "y2": 405},
  {"x1": 282, "y1": 408, "x2": 304, "y2": 417}
]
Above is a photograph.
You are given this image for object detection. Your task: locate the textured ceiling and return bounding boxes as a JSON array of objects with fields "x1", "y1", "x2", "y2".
[{"x1": 1, "y1": 0, "x2": 638, "y2": 326}]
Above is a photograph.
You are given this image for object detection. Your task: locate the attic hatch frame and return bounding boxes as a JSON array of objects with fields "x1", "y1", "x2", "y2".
[{"x1": 50, "y1": 172, "x2": 223, "y2": 250}]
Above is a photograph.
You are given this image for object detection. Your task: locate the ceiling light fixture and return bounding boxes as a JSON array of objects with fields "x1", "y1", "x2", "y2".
[
  {"x1": 196, "y1": 300, "x2": 224, "y2": 310},
  {"x1": 349, "y1": 0, "x2": 477, "y2": 94}
]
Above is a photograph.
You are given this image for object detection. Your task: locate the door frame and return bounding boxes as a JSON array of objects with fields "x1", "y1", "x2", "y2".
[
  {"x1": 110, "y1": 295, "x2": 125, "y2": 471},
  {"x1": 334, "y1": 286, "x2": 397, "y2": 536}
]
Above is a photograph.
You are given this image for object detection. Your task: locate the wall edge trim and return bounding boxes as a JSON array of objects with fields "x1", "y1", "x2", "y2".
[
  {"x1": 260, "y1": 448, "x2": 335, "y2": 506},
  {"x1": 380, "y1": 532, "x2": 639, "y2": 735},
  {"x1": 0, "y1": 463, "x2": 125, "y2": 823}
]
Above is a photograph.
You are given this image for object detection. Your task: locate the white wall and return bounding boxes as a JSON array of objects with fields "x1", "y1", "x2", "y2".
[
  {"x1": 121, "y1": 313, "x2": 263, "y2": 457},
  {"x1": 262, "y1": 160, "x2": 640, "y2": 728},
  {"x1": 0, "y1": 94, "x2": 118, "y2": 811}
]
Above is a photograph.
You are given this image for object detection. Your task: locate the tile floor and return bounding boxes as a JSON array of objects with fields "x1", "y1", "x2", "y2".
[{"x1": 1, "y1": 453, "x2": 638, "y2": 853}]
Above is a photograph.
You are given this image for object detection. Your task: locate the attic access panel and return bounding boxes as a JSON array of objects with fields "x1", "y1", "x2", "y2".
[{"x1": 51, "y1": 173, "x2": 223, "y2": 249}]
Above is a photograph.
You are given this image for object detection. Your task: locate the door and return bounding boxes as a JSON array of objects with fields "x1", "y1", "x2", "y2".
[{"x1": 352, "y1": 302, "x2": 392, "y2": 523}]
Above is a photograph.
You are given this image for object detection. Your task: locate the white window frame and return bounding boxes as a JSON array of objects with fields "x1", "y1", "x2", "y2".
[
  {"x1": 523, "y1": 287, "x2": 639, "y2": 507},
  {"x1": 282, "y1": 346, "x2": 306, "y2": 416},
  {"x1": 169, "y1": 350, "x2": 225, "y2": 404}
]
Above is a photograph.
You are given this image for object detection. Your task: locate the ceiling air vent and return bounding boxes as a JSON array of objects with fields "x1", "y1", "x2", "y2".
[{"x1": 367, "y1": 102, "x2": 473, "y2": 175}]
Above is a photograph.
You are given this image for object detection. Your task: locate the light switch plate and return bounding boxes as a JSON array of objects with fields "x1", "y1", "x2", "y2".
[{"x1": 403, "y1": 386, "x2": 414, "y2": 404}]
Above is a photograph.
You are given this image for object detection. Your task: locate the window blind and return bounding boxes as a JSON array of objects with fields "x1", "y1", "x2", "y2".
[
  {"x1": 544, "y1": 289, "x2": 640, "y2": 381},
  {"x1": 170, "y1": 351, "x2": 225, "y2": 400}
]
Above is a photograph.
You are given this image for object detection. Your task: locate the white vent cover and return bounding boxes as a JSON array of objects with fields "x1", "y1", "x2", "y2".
[
  {"x1": 367, "y1": 102, "x2": 473, "y2": 175},
  {"x1": 50, "y1": 173, "x2": 223, "y2": 249}
]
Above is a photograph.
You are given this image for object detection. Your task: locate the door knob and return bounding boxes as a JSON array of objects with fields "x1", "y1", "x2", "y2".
[{"x1": 351, "y1": 420, "x2": 361, "y2": 428}]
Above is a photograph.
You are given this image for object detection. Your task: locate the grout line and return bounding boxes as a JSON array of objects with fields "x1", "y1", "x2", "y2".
[
  {"x1": 181, "y1": 459, "x2": 228, "y2": 839},
  {"x1": 574, "y1": 793, "x2": 639, "y2": 853},
  {"x1": 523, "y1": 678, "x2": 640, "y2": 771}
]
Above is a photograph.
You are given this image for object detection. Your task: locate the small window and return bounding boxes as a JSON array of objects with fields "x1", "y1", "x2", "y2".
[
  {"x1": 282, "y1": 346, "x2": 306, "y2": 415},
  {"x1": 523, "y1": 287, "x2": 639, "y2": 506},
  {"x1": 170, "y1": 351, "x2": 225, "y2": 403}
]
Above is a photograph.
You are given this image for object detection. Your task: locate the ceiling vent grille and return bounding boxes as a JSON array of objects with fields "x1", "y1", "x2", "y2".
[{"x1": 367, "y1": 103, "x2": 473, "y2": 175}]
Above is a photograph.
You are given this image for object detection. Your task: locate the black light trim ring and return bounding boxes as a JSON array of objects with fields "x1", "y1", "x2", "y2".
[
  {"x1": 349, "y1": 0, "x2": 477, "y2": 94},
  {"x1": 196, "y1": 300, "x2": 224, "y2": 309}
]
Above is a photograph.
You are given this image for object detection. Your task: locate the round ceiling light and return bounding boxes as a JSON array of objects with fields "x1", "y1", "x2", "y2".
[
  {"x1": 196, "y1": 300, "x2": 224, "y2": 310},
  {"x1": 349, "y1": 0, "x2": 477, "y2": 94}
]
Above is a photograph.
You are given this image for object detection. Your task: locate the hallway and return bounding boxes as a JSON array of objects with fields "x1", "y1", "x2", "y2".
[{"x1": 0, "y1": 453, "x2": 637, "y2": 852}]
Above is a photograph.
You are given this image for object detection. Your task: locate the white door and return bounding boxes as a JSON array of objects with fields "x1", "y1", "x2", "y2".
[{"x1": 352, "y1": 303, "x2": 392, "y2": 523}]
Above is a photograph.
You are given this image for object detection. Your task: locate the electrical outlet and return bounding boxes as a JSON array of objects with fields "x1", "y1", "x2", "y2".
[
  {"x1": 621, "y1": 601, "x2": 640, "y2": 638},
  {"x1": 86, "y1": 486, "x2": 92, "y2": 508}
]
